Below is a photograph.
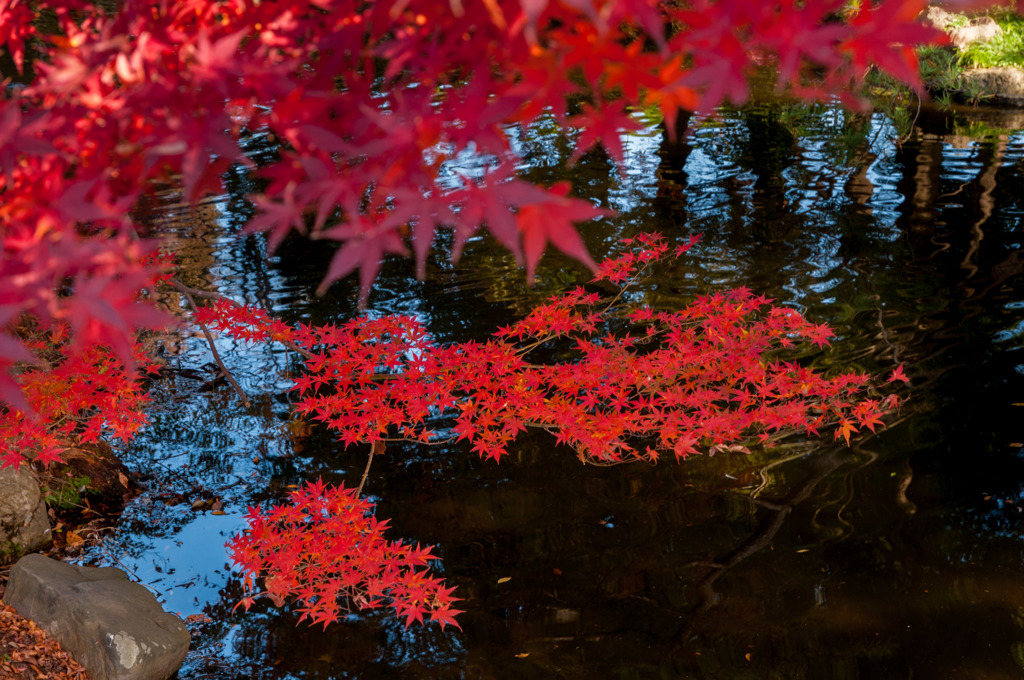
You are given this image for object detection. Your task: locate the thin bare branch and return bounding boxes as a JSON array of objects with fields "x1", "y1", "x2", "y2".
[
  {"x1": 356, "y1": 440, "x2": 385, "y2": 496},
  {"x1": 165, "y1": 279, "x2": 315, "y2": 360},
  {"x1": 168, "y1": 278, "x2": 223, "y2": 300},
  {"x1": 170, "y1": 280, "x2": 252, "y2": 408}
]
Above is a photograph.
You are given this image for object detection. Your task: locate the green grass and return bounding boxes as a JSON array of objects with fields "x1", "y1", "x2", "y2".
[
  {"x1": 910, "y1": 13, "x2": 1024, "y2": 107},
  {"x1": 920, "y1": 45, "x2": 962, "y2": 91},
  {"x1": 917, "y1": 45, "x2": 990, "y2": 105},
  {"x1": 958, "y1": 10, "x2": 1024, "y2": 69}
]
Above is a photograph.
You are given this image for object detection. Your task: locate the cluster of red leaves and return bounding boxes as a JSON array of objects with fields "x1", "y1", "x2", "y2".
[
  {"x1": 212, "y1": 234, "x2": 908, "y2": 631},
  {"x1": 228, "y1": 478, "x2": 462, "y2": 631},
  {"x1": 3, "y1": 0, "x2": 994, "y2": 394},
  {"x1": 199, "y1": 234, "x2": 903, "y2": 465},
  {"x1": 0, "y1": 322, "x2": 152, "y2": 469}
]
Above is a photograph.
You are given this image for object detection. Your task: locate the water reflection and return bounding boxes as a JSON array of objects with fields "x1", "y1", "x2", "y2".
[{"x1": 74, "y1": 101, "x2": 1024, "y2": 678}]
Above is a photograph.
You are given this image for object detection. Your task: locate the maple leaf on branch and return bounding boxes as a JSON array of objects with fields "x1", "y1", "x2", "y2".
[
  {"x1": 835, "y1": 419, "x2": 858, "y2": 446},
  {"x1": 188, "y1": 29, "x2": 248, "y2": 94},
  {"x1": 0, "y1": 0, "x2": 971, "y2": 458},
  {"x1": 0, "y1": 0, "x2": 37, "y2": 74},
  {"x1": 316, "y1": 208, "x2": 411, "y2": 307},
  {"x1": 888, "y1": 364, "x2": 910, "y2": 384},
  {"x1": 203, "y1": 232, "x2": 904, "y2": 468},
  {"x1": 52, "y1": 179, "x2": 137, "y2": 225},
  {"x1": 245, "y1": 181, "x2": 309, "y2": 254},
  {"x1": 1, "y1": 318, "x2": 152, "y2": 469},
  {"x1": 0, "y1": 0, "x2": 956, "y2": 636},
  {"x1": 839, "y1": 0, "x2": 946, "y2": 90},
  {"x1": 55, "y1": 259, "x2": 169, "y2": 387},
  {"x1": 228, "y1": 479, "x2": 461, "y2": 630},
  {"x1": 747, "y1": 0, "x2": 848, "y2": 89},
  {"x1": 193, "y1": 231, "x2": 912, "y2": 632},
  {"x1": 0, "y1": 312, "x2": 35, "y2": 415},
  {"x1": 447, "y1": 165, "x2": 552, "y2": 263},
  {"x1": 440, "y1": 75, "x2": 520, "y2": 156},
  {"x1": 0, "y1": 101, "x2": 58, "y2": 187}
]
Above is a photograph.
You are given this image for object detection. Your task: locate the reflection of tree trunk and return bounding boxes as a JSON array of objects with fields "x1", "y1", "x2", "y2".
[
  {"x1": 898, "y1": 136, "x2": 944, "y2": 236},
  {"x1": 743, "y1": 110, "x2": 797, "y2": 242},
  {"x1": 961, "y1": 135, "x2": 1005, "y2": 282},
  {"x1": 655, "y1": 111, "x2": 694, "y2": 235},
  {"x1": 844, "y1": 153, "x2": 877, "y2": 213},
  {"x1": 133, "y1": 194, "x2": 225, "y2": 356}
]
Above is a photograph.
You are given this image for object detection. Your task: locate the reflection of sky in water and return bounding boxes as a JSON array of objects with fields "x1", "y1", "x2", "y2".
[
  {"x1": 115, "y1": 510, "x2": 249, "y2": 615},
  {"x1": 997, "y1": 315, "x2": 1024, "y2": 347},
  {"x1": 607, "y1": 116, "x2": 662, "y2": 212},
  {"x1": 65, "y1": 104, "x2": 1024, "y2": 678},
  {"x1": 76, "y1": 333, "x2": 289, "y2": 618}
]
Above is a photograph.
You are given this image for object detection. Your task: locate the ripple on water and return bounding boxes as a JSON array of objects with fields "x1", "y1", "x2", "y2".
[{"x1": 84, "y1": 103, "x2": 1024, "y2": 679}]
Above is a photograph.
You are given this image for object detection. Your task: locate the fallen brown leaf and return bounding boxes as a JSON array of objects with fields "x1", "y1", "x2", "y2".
[{"x1": 0, "y1": 602, "x2": 91, "y2": 679}]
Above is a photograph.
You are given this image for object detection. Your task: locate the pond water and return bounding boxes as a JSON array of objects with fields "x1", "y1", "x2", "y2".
[{"x1": 80, "y1": 102, "x2": 1024, "y2": 679}]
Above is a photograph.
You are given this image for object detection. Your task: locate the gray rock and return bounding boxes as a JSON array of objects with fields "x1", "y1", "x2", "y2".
[
  {"x1": 3, "y1": 554, "x2": 190, "y2": 680},
  {"x1": 0, "y1": 465, "x2": 52, "y2": 561},
  {"x1": 920, "y1": 7, "x2": 1004, "y2": 50},
  {"x1": 921, "y1": 6, "x2": 956, "y2": 32},
  {"x1": 962, "y1": 67, "x2": 1024, "y2": 106},
  {"x1": 951, "y1": 17, "x2": 1003, "y2": 50}
]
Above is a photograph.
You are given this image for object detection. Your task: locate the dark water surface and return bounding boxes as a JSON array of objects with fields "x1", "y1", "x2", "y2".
[{"x1": 86, "y1": 103, "x2": 1024, "y2": 679}]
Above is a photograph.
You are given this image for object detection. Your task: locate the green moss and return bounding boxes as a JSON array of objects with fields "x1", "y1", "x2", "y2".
[
  {"x1": 41, "y1": 474, "x2": 92, "y2": 510},
  {"x1": 0, "y1": 541, "x2": 24, "y2": 565}
]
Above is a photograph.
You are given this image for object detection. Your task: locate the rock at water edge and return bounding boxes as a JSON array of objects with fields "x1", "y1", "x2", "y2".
[
  {"x1": 2, "y1": 553, "x2": 190, "y2": 680},
  {"x1": 0, "y1": 465, "x2": 52, "y2": 562}
]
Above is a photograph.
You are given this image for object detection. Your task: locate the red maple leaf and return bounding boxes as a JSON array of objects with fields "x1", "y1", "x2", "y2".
[
  {"x1": 316, "y1": 212, "x2": 410, "y2": 307},
  {"x1": 888, "y1": 364, "x2": 910, "y2": 384},
  {"x1": 835, "y1": 419, "x2": 858, "y2": 446},
  {"x1": 516, "y1": 182, "x2": 610, "y2": 283},
  {"x1": 448, "y1": 165, "x2": 552, "y2": 263},
  {"x1": 568, "y1": 100, "x2": 644, "y2": 167},
  {"x1": 0, "y1": 0, "x2": 36, "y2": 73},
  {"x1": 840, "y1": 0, "x2": 946, "y2": 89}
]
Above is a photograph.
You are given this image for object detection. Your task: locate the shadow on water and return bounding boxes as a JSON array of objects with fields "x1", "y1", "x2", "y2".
[{"x1": 81, "y1": 102, "x2": 1024, "y2": 679}]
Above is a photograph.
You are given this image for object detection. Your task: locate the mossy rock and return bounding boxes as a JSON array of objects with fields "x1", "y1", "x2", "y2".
[
  {"x1": 43, "y1": 442, "x2": 135, "y2": 506},
  {"x1": 0, "y1": 465, "x2": 52, "y2": 564},
  {"x1": 960, "y1": 67, "x2": 1024, "y2": 106}
]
